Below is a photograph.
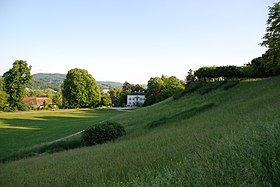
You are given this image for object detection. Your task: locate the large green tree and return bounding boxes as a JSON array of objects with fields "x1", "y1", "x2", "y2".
[
  {"x1": 62, "y1": 68, "x2": 100, "y2": 108},
  {"x1": 144, "y1": 75, "x2": 184, "y2": 106},
  {"x1": 3, "y1": 60, "x2": 32, "y2": 111},
  {"x1": 260, "y1": 1, "x2": 280, "y2": 75},
  {"x1": 261, "y1": 2, "x2": 280, "y2": 54}
]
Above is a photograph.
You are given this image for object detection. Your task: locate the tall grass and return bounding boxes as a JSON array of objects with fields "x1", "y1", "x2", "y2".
[{"x1": 0, "y1": 76, "x2": 280, "y2": 186}]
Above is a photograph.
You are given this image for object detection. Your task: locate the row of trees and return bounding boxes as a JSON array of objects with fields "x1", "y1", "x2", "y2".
[
  {"x1": 0, "y1": 61, "x2": 147, "y2": 111},
  {"x1": 193, "y1": 66, "x2": 244, "y2": 81},
  {"x1": 1, "y1": 62, "x2": 105, "y2": 111}
]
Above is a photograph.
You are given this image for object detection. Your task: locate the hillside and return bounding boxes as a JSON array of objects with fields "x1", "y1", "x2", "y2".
[
  {"x1": 1, "y1": 76, "x2": 280, "y2": 186},
  {"x1": 30, "y1": 73, "x2": 122, "y2": 91}
]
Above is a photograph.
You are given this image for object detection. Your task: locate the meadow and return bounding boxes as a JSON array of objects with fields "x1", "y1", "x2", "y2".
[
  {"x1": 0, "y1": 109, "x2": 124, "y2": 161},
  {"x1": 1, "y1": 76, "x2": 280, "y2": 186}
]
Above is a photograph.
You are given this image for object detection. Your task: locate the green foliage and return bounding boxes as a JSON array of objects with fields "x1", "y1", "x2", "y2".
[
  {"x1": 260, "y1": 2, "x2": 280, "y2": 56},
  {"x1": 0, "y1": 76, "x2": 3, "y2": 91},
  {"x1": 62, "y1": 68, "x2": 101, "y2": 108},
  {"x1": 100, "y1": 93, "x2": 112, "y2": 106},
  {"x1": 3, "y1": 60, "x2": 32, "y2": 111},
  {"x1": 144, "y1": 75, "x2": 184, "y2": 106},
  {"x1": 119, "y1": 91, "x2": 129, "y2": 107},
  {"x1": 82, "y1": 121, "x2": 125, "y2": 146},
  {"x1": 246, "y1": 2, "x2": 280, "y2": 77},
  {"x1": 185, "y1": 69, "x2": 195, "y2": 85},
  {"x1": 0, "y1": 91, "x2": 8, "y2": 111},
  {"x1": 109, "y1": 87, "x2": 122, "y2": 106},
  {"x1": 194, "y1": 66, "x2": 245, "y2": 80}
]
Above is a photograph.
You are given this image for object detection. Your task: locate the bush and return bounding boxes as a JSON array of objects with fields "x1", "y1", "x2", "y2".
[{"x1": 82, "y1": 121, "x2": 126, "y2": 146}]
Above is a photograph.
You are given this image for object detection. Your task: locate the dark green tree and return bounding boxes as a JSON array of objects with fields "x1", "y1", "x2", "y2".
[
  {"x1": 109, "y1": 87, "x2": 122, "y2": 107},
  {"x1": 144, "y1": 75, "x2": 184, "y2": 106},
  {"x1": 185, "y1": 69, "x2": 195, "y2": 85},
  {"x1": 131, "y1": 84, "x2": 145, "y2": 92},
  {"x1": 100, "y1": 93, "x2": 112, "y2": 106},
  {"x1": 260, "y1": 1, "x2": 280, "y2": 75},
  {"x1": 261, "y1": 2, "x2": 280, "y2": 53},
  {"x1": 62, "y1": 68, "x2": 101, "y2": 108},
  {"x1": 122, "y1": 81, "x2": 133, "y2": 92},
  {"x1": 3, "y1": 60, "x2": 32, "y2": 111}
]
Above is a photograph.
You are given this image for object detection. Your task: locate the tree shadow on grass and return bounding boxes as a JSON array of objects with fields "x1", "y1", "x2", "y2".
[{"x1": 0, "y1": 109, "x2": 124, "y2": 161}]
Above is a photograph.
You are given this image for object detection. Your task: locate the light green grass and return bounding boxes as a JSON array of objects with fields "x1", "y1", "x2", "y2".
[
  {"x1": 1, "y1": 76, "x2": 280, "y2": 186},
  {"x1": 0, "y1": 109, "x2": 124, "y2": 160}
]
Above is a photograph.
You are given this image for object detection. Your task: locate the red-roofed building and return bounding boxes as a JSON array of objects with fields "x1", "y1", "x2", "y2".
[{"x1": 23, "y1": 96, "x2": 53, "y2": 109}]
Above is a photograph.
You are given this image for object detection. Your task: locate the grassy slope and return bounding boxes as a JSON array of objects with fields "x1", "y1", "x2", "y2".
[
  {"x1": 0, "y1": 109, "x2": 123, "y2": 160},
  {"x1": 1, "y1": 77, "x2": 280, "y2": 186}
]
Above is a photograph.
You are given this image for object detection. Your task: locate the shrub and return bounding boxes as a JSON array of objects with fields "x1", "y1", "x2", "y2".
[{"x1": 82, "y1": 121, "x2": 126, "y2": 146}]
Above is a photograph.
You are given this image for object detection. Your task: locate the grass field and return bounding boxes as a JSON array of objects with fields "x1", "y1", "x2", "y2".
[
  {"x1": 1, "y1": 76, "x2": 280, "y2": 186},
  {"x1": 0, "y1": 109, "x2": 124, "y2": 161}
]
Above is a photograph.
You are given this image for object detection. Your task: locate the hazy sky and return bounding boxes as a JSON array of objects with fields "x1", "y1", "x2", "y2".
[{"x1": 0, "y1": 0, "x2": 276, "y2": 84}]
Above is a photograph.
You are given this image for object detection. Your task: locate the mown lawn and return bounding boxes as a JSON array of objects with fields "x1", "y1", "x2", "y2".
[
  {"x1": 0, "y1": 76, "x2": 280, "y2": 186},
  {"x1": 0, "y1": 109, "x2": 124, "y2": 160}
]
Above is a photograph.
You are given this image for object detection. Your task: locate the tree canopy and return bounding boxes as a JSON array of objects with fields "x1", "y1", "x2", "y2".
[
  {"x1": 3, "y1": 60, "x2": 32, "y2": 111},
  {"x1": 261, "y1": 2, "x2": 280, "y2": 54},
  {"x1": 248, "y1": 1, "x2": 280, "y2": 77},
  {"x1": 144, "y1": 75, "x2": 184, "y2": 106},
  {"x1": 62, "y1": 68, "x2": 100, "y2": 108}
]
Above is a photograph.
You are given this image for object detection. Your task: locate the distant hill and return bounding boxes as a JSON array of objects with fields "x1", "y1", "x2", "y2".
[
  {"x1": 32, "y1": 73, "x2": 66, "y2": 84},
  {"x1": 98, "y1": 81, "x2": 123, "y2": 90},
  {"x1": 30, "y1": 73, "x2": 123, "y2": 91}
]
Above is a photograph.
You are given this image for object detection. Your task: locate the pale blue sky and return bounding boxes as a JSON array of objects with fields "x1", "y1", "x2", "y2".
[{"x1": 0, "y1": 0, "x2": 276, "y2": 84}]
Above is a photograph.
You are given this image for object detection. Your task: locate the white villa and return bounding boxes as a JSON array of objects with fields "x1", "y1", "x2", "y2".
[{"x1": 127, "y1": 91, "x2": 145, "y2": 107}]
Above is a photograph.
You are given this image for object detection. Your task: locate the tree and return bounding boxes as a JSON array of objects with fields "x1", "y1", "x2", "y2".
[
  {"x1": 131, "y1": 84, "x2": 145, "y2": 93},
  {"x1": 62, "y1": 68, "x2": 100, "y2": 108},
  {"x1": 185, "y1": 69, "x2": 195, "y2": 85},
  {"x1": 261, "y1": 2, "x2": 280, "y2": 53},
  {"x1": 0, "y1": 76, "x2": 4, "y2": 91},
  {"x1": 100, "y1": 93, "x2": 112, "y2": 106},
  {"x1": 3, "y1": 60, "x2": 32, "y2": 111},
  {"x1": 122, "y1": 81, "x2": 133, "y2": 92},
  {"x1": 109, "y1": 87, "x2": 122, "y2": 107},
  {"x1": 260, "y1": 1, "x2": 280, "y2": 75},
  {"x1": 144, "y1": 75, "x2": 184, "y2": 106}
]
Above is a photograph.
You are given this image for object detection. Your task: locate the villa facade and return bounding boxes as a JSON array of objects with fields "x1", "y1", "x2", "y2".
[{"x1": 127, "y1": 91, "x2": 145, "y2": 107}]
